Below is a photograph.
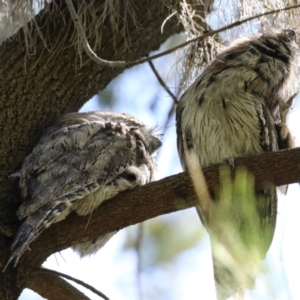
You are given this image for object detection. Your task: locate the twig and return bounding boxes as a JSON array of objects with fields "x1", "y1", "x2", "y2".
[
  {"x1": 135, "y1": 223, "x2": 144, "y2": 300},
  {"x1": 162, "y1": 102, "x2": 176, "y2": 133},
  {"x1": 29, "y1": 269, "x2": 91, "y2": 300},
  {"x1": 185, "y1": 151, "x2": 213, "y2": 225},
  {"x1": 65, "y1": 0, "x2": 124, "y2": 67},
  {"x1": 36, "y1": 267, "x2": 110, "y2": 300},
  {"x1": 161, "y1": 11, "x2": 177, "y2": 34},
  {"x1": 65, "y1": 0, "x2": 300, "y2": 68},
  {"x1": 148, "y1": 60, "x2": 178, "y2": 104}
]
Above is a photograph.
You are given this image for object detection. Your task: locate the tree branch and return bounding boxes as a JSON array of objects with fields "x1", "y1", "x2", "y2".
[
  {"x1": 18, "y1": 147, "x2": 300, "y2": 269},
  {"x1": 28, "y1": 268, "x2": 92, "y2": 300},
  {"x1": 148, "y1": 60, "x2": 178, "y2": 104},
  {"x1": 30, "y1": 268, "x2": 109, "y2": 300},
  {"x1": 0, "y1": 1, "x2": 183, "y2": 298},
  {"x1": 65, "y1": 0, "x2": 127, "y2": 68},
  {"x1": 0, "y1": 0, "x2": 182, "y2": 228}
]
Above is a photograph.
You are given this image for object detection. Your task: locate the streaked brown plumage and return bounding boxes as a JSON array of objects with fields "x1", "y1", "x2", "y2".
[
  {"x1": 176, "y1": 30, "x2": 297, "y2": 299},
  {"x1": 5, "y1": 111, "x2": 161, "y2": 270}
]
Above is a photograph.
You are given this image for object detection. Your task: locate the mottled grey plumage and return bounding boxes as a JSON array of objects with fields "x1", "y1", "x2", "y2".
[
  {"x1": 5, "y1": 111, "x2": 161, "y2": 269},
  {"x1": 276, "y1": 94, "x2": 297, "y2": 150},
  {"x1": 176, "y1": 30, "x2": 297, "y2": 299}
]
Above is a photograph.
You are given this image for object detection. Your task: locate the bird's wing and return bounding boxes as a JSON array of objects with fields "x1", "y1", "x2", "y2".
[{"x1": 16, "y1": 121, "x2": 141, "y2": 219}]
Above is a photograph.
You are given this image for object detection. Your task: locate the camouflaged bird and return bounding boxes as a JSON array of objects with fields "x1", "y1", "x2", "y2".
[
  {"x1": 5, "y1": 111, "x2": 161, "y2": 270},
  {"x1": 176, "y1": 29, "x2": 297, "y2": 299}
]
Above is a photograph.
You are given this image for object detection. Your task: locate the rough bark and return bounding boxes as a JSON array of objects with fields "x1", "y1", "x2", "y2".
[
  {"x1": 22, "y1": 147, "x2": 300, "y2": 271},
  {"x1": 0, "y1": 0, "x2": 183, "y2": 299},
  {"x1": 12, "y1": 146, "x2": 300, "y2": 300},
  {"x1": 4, "y1": 1, "x2": 296, "y2": 300}
]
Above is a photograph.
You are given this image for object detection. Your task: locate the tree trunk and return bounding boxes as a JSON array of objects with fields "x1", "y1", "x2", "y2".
[{"x1": 0, "y1": 0, "x2": 182, "y2": 298}]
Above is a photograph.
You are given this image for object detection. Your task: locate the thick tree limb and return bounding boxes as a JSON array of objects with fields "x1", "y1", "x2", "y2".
[
  {"x1": 0, "y1": 1, "x2": 183, "y2": 299},
  {"x1": 0, "y1": 0, "x2": 183, "y2": 213},
  {"x1": 13, "y1": 147, "x2": 300, "y2": 271},
  {"x1": 2, "y1": 1, "x2": 300, "y2": 300}
]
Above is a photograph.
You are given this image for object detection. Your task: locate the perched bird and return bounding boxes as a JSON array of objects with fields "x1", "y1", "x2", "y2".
[
  {"x1": 176, "y1": 30, "x2": 297, "y2": 299},
  {"x1": 5, "y1": 111, "x2": 161, "y2": 270}
]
